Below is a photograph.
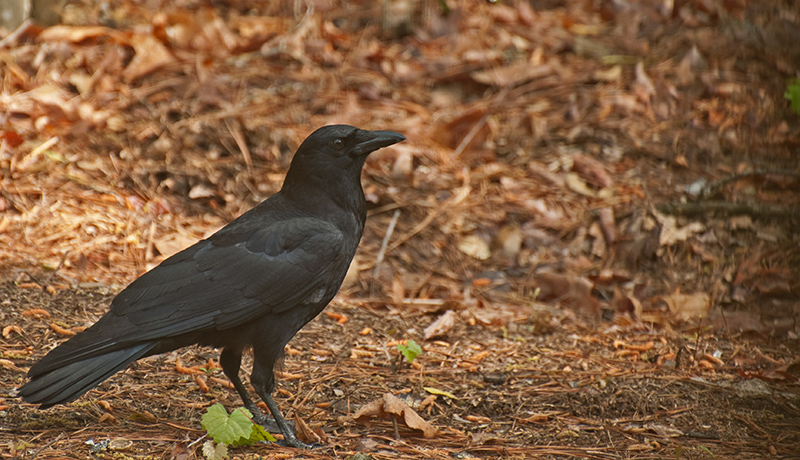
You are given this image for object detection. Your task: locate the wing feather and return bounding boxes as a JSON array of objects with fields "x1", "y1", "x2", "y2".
[{"x1": 29, "y1": 216, "x2": 347, "y2": 374}]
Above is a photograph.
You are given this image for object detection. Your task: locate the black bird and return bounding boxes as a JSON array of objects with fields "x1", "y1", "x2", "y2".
[{"x1": 19, "y1": 125, "x2": 405, "y2": 448}]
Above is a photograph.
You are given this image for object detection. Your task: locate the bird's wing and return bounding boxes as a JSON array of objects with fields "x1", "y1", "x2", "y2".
[
  {"x1": 29, "y1": 216, "x2": 347, "y2": 375},
  {"x1": 112, "y1": 216, "x2": 347, "y2": 337}
]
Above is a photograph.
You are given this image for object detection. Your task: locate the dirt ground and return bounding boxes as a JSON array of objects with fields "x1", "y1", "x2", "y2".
[
  {"x1": 2, "y1": 283, "x2": 799, "y2": 459},
  {"x1": 1, "y1": 0, "x2": 800, "y2": 459}
]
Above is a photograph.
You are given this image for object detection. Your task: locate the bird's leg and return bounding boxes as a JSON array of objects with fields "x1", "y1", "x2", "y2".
[
  {"x1": 262, "y1": 392, "x2": 315, "y2": 449},
  {"x1": 250, "y1": 352, "x2": 313, "y2": 448},
  {"x1": 219, "y1": 348, "x2": 280, "y2": 432}
]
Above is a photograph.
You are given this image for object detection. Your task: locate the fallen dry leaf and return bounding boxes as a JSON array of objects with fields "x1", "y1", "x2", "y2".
[
  {"x1": 38, "y1": 25, "x2": 117, "y2": 42},
  {"x1": 662, "y1": 292, "x2": 711, "y2": 322},
  {"x1": 564, "y1": 172, "x2": 597, "y2": 197},
  {"x1": 611, "y1": 287, "x2": 644, "y2": 321},
  {"x1": 531, "y1": 271, "x2": 600, "y2": 318},
  {"x1": 571, "y1": 152, "x2": 613, "y2": 189},
  {"x1": 423, "y1": 310, "x2": 455, "y2": 340},
  {"x1": 471, "y1": 63, "x2": 553, "y2": 88},
  {"x1": 294, "y1": 412, "x2": 326, "y2": 445},
  {"x1": 654, "y1": 211, "x2": 706, "y2": 247},
  {"x1": 153, "y1": 233, "x2": 199, "y2": 260},
  {"x1": 457, "y1": 235, "x2": 491, "y2": 260},
  {"x1": 492, "y1": 224, "x2": 523, "y2": 262},
  {"x1": 124, "y1": 34, "x2": 177, "y2": 82},
  {"x1": 98, "y1": 412, "x2": 118, "y2": 424},
  {"x1": 709, "y1": 309, "x2": 766, "y2": 334},
  {"x1": 353, "y1": 393, "x2": 437, "y2": 438},
  {"x1": 594, "y1": 64, "x2": 622, "y2": 82},
  {"x1": 633, "y1": 61, "x2": 656, "y2": 102}
]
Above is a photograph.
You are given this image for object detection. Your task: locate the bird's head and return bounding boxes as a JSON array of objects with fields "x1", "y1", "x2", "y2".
[{"x1": 282, "y1": 125, "x2": 406, "y2": 195}]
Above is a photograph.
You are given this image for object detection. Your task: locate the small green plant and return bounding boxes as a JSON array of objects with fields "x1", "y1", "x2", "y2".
[
  {"x1": 198, "y1": 358, "x2": 220, "y2": 375},
  {"x1": 397, "y1": 339, "x2": 422, "y2": 364},
  {"x1": 697, "y1": 445, "x2": 717, "y2": 458},
  {"x1": 199, "y1": 365, "x2": 219, "y2": 376},
  {"x1": 200, "y1": 404, "x2": 275, "y2": 459},
  {"x1": 785, "y1": 78, "x2": 800, "y2": 115}
]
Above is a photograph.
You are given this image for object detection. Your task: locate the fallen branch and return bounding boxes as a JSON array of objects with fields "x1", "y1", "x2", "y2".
[
  {"x1": 656, "y1": 200, "x2": 800, "y2": 218},
  {"x1": 699, "y1": 170, "x2": 800, "y2": 199}
]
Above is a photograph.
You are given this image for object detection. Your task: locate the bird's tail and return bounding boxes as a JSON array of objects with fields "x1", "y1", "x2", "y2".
[{"x1": 18, "y1": 344, "x2": 154, "y2": 408}]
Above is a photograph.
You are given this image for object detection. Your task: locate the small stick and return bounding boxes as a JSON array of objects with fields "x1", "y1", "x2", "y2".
[
  {"x1": 453, "y1": 86, "x2": 511, "y2": 158},
  {"x1": 29, "y1": 433, "x2": 65, "y2": 459},
  {"x1": 0, "y1": 19, "x2": 33, "y2": 49},
  {"x1": 373, "y1": 209, "x2": 400, "y2": 280},
  {"x1": 392, "y1": 414, "x2": 400, "y2": 440},
  {"x1": 225, "y1": 119, "x2": 253, "y2": 174}
]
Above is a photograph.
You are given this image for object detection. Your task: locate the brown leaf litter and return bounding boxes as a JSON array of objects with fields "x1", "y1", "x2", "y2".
[{"x1": 1, "y1": 0, "x2": 800, "y2": 458}]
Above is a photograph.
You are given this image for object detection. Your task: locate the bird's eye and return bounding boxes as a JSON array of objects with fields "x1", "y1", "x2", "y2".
[{"x1": 332, "y1": 138, "x2": 344, "y2": 150}]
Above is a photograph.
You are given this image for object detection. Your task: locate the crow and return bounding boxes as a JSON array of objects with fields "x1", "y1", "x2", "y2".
[{"x1": 19, "y1": 125, "x2": 406, "y2": 448}]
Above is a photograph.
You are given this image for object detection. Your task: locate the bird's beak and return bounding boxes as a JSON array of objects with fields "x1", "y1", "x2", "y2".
[{"x1": 351, "y1": 130, "x2": 406, "y2": 157}]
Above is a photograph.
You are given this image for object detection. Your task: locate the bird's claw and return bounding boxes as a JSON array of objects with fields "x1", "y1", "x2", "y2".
[
  {"x1": 251, "y1": 413, "x2": 281, "y2": 434},
  {"x1": 273, "y1": 435, "x2": 321, "y2": 449},
  {"x1": 250, "y1": 412, "x2": 311, "y2": 447}
]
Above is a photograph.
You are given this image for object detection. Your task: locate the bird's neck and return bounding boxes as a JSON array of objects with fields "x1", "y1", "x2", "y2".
[{"x1": 281, "y1": 173, "x2": 367, "y2": 231}]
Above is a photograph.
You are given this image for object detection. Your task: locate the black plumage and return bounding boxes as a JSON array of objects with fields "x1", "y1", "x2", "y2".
[{"x1": 19, "y1": 125, "x2": 406, "y2": 448}]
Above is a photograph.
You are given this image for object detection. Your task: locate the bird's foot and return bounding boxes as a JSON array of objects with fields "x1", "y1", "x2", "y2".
[
  {"x1": 273, "y1": 433, "x2": 321, "y2": 449},
  {"x1": 250, "y1": 412, "x2": 291, "y2": 434},
  {"x1": 250, "y1": 411, "x2": 311, "y2": 446},
  {"x1": 253, "y1": 412, "x2": 318, "y2": 448},
  {"x1": 260, "y1": 393, "x2": 318, "y2": 449}
]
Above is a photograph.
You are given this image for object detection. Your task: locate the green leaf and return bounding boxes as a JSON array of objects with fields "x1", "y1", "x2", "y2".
[
  {"x1": 397, "y1": 339, "x2": 422, "y2": 364},
  {"x1": 202, "y1": 404, "x2": 251, "y2": 445},
  {"x1": 201, "y1": 404, "x2": 275, "y2": 446},
  {"x1": 786, "y1": 79, "x2": 800, "y2": 115},
  {"x1": 232, "y1": 417, "x2": 276, "y2": 446}
]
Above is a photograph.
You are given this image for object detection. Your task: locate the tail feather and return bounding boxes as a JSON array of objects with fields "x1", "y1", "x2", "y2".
[{"x1": 19, "y1": 344, "x2": 154, "y2": 408}]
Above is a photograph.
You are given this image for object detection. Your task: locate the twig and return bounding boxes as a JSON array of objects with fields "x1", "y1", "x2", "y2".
[
  {"x1": 145, "y1": 220, "x2": 157, "y2": 263},
  {"x1": 12, "y1": 137, "x2": 59, "y2": 172},
  {"x1": 29, "y1": 433, "x2": 65, "y2": 459},
  {"x1": 700, "y1": 170, "x2": 800, "y2": 199},
  {"x1": 392, "y1": 414, "x2": 400, "y2": 440},
  {"x1": 0, "y1": 19, "x2": 33, "y2": 49},
  {"x1": 186, "y1": 433, "x2": 208, "y2": 449},
  {"x1": 387, "y1": 208, "x2": 440, "y2": 254},
  {"x1": 453, "y1": 86, "x2": 511, "y2": 158},
  {"x1": 370, "y1": 209, "x2": 400, "y2": 297},
  {"x1": 656, "y1": 201, "x2": 800, "y2": 218},
  {"x1": 401, "y1": 298, "x2": 446, "y2": 305},
  {"x1": 386, "y1": 186, "x2": 469, "y2": 254},
  {"x1": 42, "y1": 251, "x2": 70, "y2": 286},
  {"x1": 373, "y1": 209, "x2": 400, "y2": 280},
  {"x1": 225, "y1": 118, "x2": 253, "y2": 174}
]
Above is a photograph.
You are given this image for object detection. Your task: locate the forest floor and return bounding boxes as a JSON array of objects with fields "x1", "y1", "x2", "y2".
[{"x1": 1, "y1": 0, "x2": 799, "y2": 459}]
